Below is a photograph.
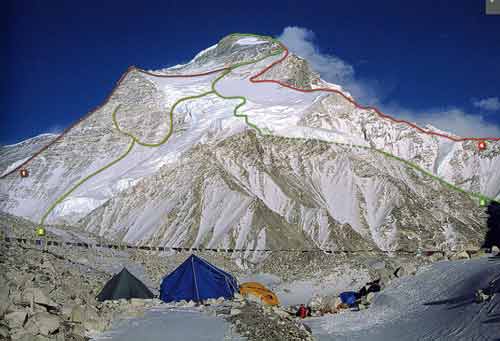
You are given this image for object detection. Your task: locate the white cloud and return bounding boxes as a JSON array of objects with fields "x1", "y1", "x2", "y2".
[
  {"x1": 473, "y1": 97, "x2": 500, "y2": 111},
  {"x1": 278, "y1": 27, "x2": 354, "y2": 83},
  {"x1": 386, "y1": 104, "x2": 500, "y2": 137},
  {"x1": 277, "y1": 26, "x2": 378, "y2": 104},
  {"x1": 277, "y1": 26, "x2": 500, "y2": 137},
  {"x1": 278, "y1": 26, "x2": 380, "y2": 105}
]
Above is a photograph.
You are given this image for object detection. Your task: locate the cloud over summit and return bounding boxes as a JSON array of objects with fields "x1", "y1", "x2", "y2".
[{"x1": 277, "y1": 26, "x2": 500, "y2": 138}]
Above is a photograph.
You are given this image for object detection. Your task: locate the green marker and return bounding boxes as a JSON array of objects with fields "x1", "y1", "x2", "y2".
[
  {"x1": 479, "y1": 198, "x2": 487, "y2": 207},
  {"x1": 36, "y1": 227, "x2": 46, "y2": 237}
]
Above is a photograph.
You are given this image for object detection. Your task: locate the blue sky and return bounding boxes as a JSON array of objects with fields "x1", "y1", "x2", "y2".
[{"x1": 2, "y1": 0, "x2": 500, "y2": 144}]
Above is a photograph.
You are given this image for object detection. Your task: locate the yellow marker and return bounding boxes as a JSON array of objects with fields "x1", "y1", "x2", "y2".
[{"x1": 36, "y1": 227, "x2": 46, "y2": 237}]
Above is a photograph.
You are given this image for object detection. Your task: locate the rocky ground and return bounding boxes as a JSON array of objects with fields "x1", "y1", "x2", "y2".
[
  {"x1": 1, "y1": 211, "x2": 496, "y2": 341},
  {"x1": 0, "y1": 239, "x2": 110, "y2": 340},
  {"x1": 223, "y1": 298, "x2": 313, "y2": 341},
  {"x1": 0, "y1": 238, "x2": 180, "y2": 341},
  {"x1": 0, "y1": 214, "x2": 160, "y2": 341}
]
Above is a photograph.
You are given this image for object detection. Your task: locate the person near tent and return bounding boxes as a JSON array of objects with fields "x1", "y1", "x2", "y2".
[
  {"x1": 296, "y1": 304, "x2": 307, "y2": 318},
  {"x1": 357, "y1": 278, "x2": 381, "y2": 299},
  {"x1": 475, "y1": 273, "x2": 499, "y2": 303}
]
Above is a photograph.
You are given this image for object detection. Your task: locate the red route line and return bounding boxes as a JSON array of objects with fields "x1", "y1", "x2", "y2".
[
  {"x1": 251, "y1": 42, "x2": 500, "y2": 143},
  {"x1": 2, "y1": 40, "x2": 499, "y2": 179}
]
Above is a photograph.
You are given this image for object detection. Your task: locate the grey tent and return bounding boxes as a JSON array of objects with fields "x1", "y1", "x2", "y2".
[{"x1": 97, "y1": 268, "x2": 154, "y2": 301}]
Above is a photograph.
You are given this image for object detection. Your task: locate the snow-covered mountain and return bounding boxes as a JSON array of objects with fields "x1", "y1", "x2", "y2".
[
  {"x1": 0, "y1": 133, "x2": 57, "y2": 177},
  {"x1": 0, "y1": 34, "x2": 497, "y2": 253}
]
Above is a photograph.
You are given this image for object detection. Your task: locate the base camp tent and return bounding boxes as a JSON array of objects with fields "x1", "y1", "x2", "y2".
[
  {"x1": 160, "y1": 254, "x2": 238, "y2": 303},
  {"x1": 97, "y1": 268, "x2": 154, "y2": 302},
  {"x1": 239, "y1": 282, "x2": 280, "y2": 305}
]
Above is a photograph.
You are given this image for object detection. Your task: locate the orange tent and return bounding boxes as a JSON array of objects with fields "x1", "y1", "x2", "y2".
[
  {"x1": 239, "y1": 282, "x2": 280, "y2": 306},
  {"x1": 240, "y1": 282, "x2": 266, "y2": 290}
]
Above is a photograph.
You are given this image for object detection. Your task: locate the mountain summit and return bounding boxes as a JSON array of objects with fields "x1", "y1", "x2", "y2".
[{"x1": 1, "y1": 34, "x2": 498, "y2": 257}]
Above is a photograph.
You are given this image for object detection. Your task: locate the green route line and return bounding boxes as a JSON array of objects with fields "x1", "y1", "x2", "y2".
[
  {"x1": 258, "y1": 134, "x2": 499, "y2": 205},
  {"x1": 113, "y1": 92, "x2": 215, "y2": 146},
  {"x1": 373, "y1": 147, "x2": 498, "y2": 203},
  {"x1": 212, "y1": 68, "x2": 263, "y2": 135},
  {"x1": 39, "y1": 91, "x2": 217, "y2": 227},
  {"x1": 39, "y1": 33, "x2": 283, "y2": 228},
  {"x1": 210, "y1": 33, "x2": 283, "y2": 136},
  {"x1": 39, "y1": 33, "x2": 497, "y2": 229},
  {"x1": 39, "y1": 138, "x2": 136, "y2": 227},
  {"x1": 213, "y1": 33, "x2": 499, "y2": 205}
]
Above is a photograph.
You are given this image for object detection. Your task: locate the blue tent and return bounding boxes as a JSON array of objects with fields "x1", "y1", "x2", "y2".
[
  {"x1": 339, "y1": 291, "x2": 358, "y2": 307},
  {"x1": 160, "y1": 254, "x2": 238, "y2": 303}
]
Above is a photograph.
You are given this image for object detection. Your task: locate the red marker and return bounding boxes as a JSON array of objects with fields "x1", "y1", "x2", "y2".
[
  {"x1": 20, "y1": 169, "x2": 29, "y2": 178},
  {"x1": 478, "y1": 141, "x2": 487, "y2": 151}
]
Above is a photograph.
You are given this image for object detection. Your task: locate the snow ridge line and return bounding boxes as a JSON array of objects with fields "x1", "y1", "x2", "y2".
[{"x1": 36, "y1": 39, "x2": 286, "y2": 227}]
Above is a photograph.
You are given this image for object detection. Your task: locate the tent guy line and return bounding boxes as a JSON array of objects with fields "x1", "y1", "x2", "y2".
[{"x1": 2, "y1": 237, "x2": 489, "y2": 256}]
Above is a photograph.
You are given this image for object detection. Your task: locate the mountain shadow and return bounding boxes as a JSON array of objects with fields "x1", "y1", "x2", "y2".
[{"x1": 482, "y1": 201, "x2": 500, "y2": 249}]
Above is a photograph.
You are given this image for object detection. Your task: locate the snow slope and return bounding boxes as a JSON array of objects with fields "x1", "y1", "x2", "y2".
[
  {"x1": 93, "y1": 306, "x2": 242, "y2": 341},
  {"x1": 0, "y1": 133, "x2": 57, "y2": 176},
  {"x1": 307, "y1": 257, "x2": 500, "y2": 340}
]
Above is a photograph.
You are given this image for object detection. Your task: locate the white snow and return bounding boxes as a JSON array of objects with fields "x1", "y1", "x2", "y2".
[
  {"x1": 0, "y1": 156, "x2": 30, "y2": 177},
  {"x1": 1, "y1": 133, "x2": 57, "y2": 148},
  {"x1": 51, "y1": 197, "x2": 107, "y2": 221},
  {"x1": 242, "y1": 268, "x2": 370, "y2": 307},
  {"x1": 92, "y1": 306, "x2": 241, "y2": 341},
  {"x1": 191, "y1": 44, "x2": 217, "y2": 61},
  {"x1": 235, "y1": 37, "x2": 267, "y2": 45}
]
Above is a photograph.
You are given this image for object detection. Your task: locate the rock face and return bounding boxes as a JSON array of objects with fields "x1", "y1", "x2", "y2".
[
  {"x1": 492, "y1": 245, "x2": 500, "y2": 255},
  {"x1": 0, "y1": 33, "x2": 497, "y2": 258},
  {"x1": 81, "y1": 132, "x2": 488, "y2": 254},
  {"x1": 449, "y1": 250, "x2": 471, "y2": 260},
  {"x1": 299, "y1": 94, "x2": 500, "y2": 201},
  {"x1": 255, "y1": 53, "x2": 321, "y2": 89}
]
